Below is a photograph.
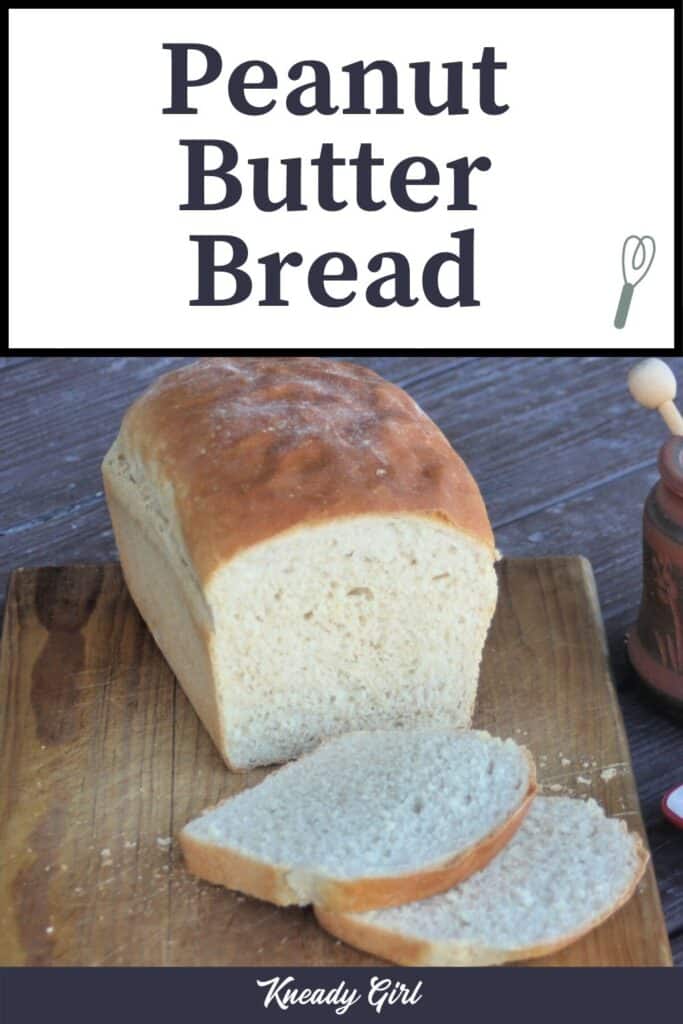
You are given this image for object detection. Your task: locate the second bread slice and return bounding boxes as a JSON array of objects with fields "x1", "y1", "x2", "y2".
[
  {"x1": 315, "y1": 796, "x2": 648, "y2": 964},
  {"x1": 180, "y1": 728, "x2": 536, "y2": 912}
]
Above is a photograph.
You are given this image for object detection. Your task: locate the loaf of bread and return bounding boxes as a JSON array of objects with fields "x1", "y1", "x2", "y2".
[
  {"x1": 102, "y1": 357, "x2": 497, "y2": 769},
  {"x1": 180, "y1": 729, "x2": 535, "y2": 911}
]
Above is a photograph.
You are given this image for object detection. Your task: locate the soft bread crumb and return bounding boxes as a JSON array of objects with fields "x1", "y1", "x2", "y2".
[
  {"x1": 318, "y1": 796, "x2": 646, "y2": 965},
  {"x1": 205, "y1": 519, "x2": 498, "y2": 768},
  {"x1": 182, "y1": 729, "x2": 533, "y2": 902}
]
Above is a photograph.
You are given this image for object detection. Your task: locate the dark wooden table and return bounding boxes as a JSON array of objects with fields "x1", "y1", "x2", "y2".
[{"x1": 1, "y1": 355, "x2": 682, "y2": 965}]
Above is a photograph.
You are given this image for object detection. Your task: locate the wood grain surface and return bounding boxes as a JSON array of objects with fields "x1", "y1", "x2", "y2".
[
  {"x1": 1, "y1": 356, "x2": 681, "y2": 963},
  {"x1": 0, "y1": 557, "x2": 671, "y2": 966}
]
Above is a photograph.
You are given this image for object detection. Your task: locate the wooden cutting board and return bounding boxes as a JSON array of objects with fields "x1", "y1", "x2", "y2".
[{"x1": 0, "y1": 557, "x2": 672, "y2": 967}]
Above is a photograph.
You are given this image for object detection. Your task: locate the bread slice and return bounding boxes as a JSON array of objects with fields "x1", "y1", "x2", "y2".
[
  {"x1": 315, "y1": 795, "x2": 648, "y2": 964},
  {"x1": 103, "y1": 357, "x2": 498, "y2": 771},
  {"x1": 180, "y1": 728, "x2": 536, "y2": 913}
]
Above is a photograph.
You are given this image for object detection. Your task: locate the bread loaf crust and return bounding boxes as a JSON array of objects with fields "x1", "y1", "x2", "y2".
[{"x1": 106, "y1": 357, "x2": 494, "y2": 584}]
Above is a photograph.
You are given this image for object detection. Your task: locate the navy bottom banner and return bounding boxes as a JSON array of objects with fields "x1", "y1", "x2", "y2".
[{"x1": 0, "y1": 967, "x2": 679, "y2": 1023}]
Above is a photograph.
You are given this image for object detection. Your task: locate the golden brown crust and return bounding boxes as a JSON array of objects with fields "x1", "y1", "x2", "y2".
[
  {"x1": 314, "y1": 833, "x2": 650, "y2": 966},
  {"x1": 102, "y1": 481, "x2": 229, "y2": 762},
  {"x1": 115, "y1": 357, "x2": 494, "y2": 583},
  {"x1": 178, "y1": 738, "x2": 536, "y2": 913},
  {"x1": 179, "y1": 830, "x2": 301, "y2": 906},
  {"x1": 314, "y1": 905, "x2": 435, "y2": 966}
]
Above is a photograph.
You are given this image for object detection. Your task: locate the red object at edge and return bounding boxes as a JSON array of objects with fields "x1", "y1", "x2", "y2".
[{"x1": 661, "y1": 785, "x2": 683, "y2": 830}]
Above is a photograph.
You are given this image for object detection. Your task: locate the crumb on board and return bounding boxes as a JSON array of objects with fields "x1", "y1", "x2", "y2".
[
  {"x1": 45, "y1": 926, "x2": 54, "y2": 935},
  {"x1": 156, "y1": 836, "x2": 172, "y2": 849},
  {"x1": 600, "y1": 766, "x2": 619, "y2": 782},
  {"x1": 561, "y1": 757, "x2": 571, "y2": 767},
  {"x1": 576, "y1": 776, "x2": 591, "y2": 785}
]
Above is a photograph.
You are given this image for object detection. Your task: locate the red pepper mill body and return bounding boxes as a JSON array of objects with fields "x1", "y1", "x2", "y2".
[
  {"x1": 626, "y1": 359, "x2": 683, "y2": 711},
  {"x1": 627, "y1": 436, "x2": 683, "y2": 711}
]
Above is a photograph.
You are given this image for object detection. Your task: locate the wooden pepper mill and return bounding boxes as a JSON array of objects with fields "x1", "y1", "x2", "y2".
[{"x1": 627, "y1": 358, "x2": 683, "y2": 712}]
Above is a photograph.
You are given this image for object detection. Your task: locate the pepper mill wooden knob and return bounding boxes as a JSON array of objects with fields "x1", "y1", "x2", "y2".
[{"x1": 628, "y1": 358, "x2": 683, "y2": 436}]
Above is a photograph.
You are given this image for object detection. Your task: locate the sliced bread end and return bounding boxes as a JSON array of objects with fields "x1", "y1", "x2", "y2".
[
  {"x1": 179, "y1": 729, "x2": 536, "y2": 912},
  {"x1": 315, "y1": 797, "x2": 649, "y2": 964}
]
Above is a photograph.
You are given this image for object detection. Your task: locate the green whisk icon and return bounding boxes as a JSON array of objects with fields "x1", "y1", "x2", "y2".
[{"x1": 614, "y1": 234, "x2": 655, "y2": 329}]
